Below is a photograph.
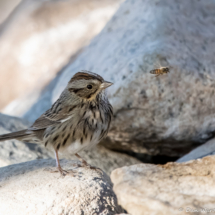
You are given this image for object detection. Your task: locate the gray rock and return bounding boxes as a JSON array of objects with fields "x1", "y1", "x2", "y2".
[
  {"x1": 0, "y1": 113, "x2": 140, "y2": 175},
  {"x1": 111, "y1": 156, "x2": 215, "y2": 215},
  {"x1": 0, "y1": 159, "x2": 123, "y2": 215},
  {"x1": 0, "y1": 112, "x2": 30, "y2": 131},
  {"x1": 51, "y1": 0, "x2": 215, "y2": 157},
  {"x1": 76, "y1": 145, "x2": 141, "y2": 176},
  {"x1": 0, "y1": 113, "x2": 53, "y2": 167},
  {"x1": 177, "y1": 138, "x2": 215, "y2": 163}
]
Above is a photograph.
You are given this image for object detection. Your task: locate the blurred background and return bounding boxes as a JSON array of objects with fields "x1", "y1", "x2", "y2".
[{"x1": 0, "y1": 0, "x2": 123, "y2": 111}]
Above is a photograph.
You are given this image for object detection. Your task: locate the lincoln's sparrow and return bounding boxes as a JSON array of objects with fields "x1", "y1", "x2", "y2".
[{"x1": 0, "y1": 71, "x2": 113, "y2": 175}]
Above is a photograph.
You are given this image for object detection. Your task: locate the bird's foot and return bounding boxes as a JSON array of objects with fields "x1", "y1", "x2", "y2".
[
  {"x1": 74, "y1": 161, "x2": 103, "y2": 174},
  {"x1": 44, "y1": 167, "x2": 76, "y2": 177},
  {"x1": 74, "y1": 153, "x2": 103, "y2": 174}
]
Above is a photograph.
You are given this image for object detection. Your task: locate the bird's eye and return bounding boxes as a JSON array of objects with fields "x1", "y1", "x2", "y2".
[{"x1": 87, "y1": 85, "x2": 92, "y2": 89}]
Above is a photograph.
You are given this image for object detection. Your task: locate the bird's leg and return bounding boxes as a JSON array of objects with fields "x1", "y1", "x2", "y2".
[
  {"x1": 54, "y1": 150, "x2": 69, "y2": 176},
  {"x1": 75, "y1": 153, "x2": 103, "y2": 173},
  {"x1": 45, "y1": 150, "x2": 76, "y2": 176},
  {"x1": 75, "y1": 153, "x2": 89, "y2": 166}
]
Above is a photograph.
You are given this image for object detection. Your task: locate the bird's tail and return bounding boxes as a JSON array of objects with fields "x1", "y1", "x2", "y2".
[{"x1": 0, "y1": 129, "x2": 29, "y2": 141}]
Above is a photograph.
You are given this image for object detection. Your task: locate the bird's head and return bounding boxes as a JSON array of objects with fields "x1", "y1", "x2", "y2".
[{"x1": 67, "y1": 71, "x2": 113, "y2": 100}]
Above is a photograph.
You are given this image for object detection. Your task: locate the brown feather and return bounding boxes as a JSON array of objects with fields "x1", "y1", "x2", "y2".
[
  {"x1": 0, "y1": 129, "x2": 29, "y2": 141},
  {"x1": 30, "y1": 115, "x2": 61, "y2": 130},
  {"x1": 70, "y1": 71, "x2": 103, "y2": 83},
  {"x1": 30, "y1": 102, "x2": 76, "y2": 131}
]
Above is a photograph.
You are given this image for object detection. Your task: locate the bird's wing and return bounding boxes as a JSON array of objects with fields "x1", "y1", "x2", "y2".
[
  {"x1": 29, "y1": 115, "x2": 61, "y2": 130},
  {"x1": 29, "y1": 101, "x2": 76, "y2": 131}
]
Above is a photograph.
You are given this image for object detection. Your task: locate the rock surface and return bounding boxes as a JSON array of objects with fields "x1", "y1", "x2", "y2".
[
  {"x1": 48, "y1": 0, "x2": 215, "y2": 157},
  {"x1": 0, "y1": 113, "x2": 140, "y2": 175},
  {"x1": 0, "y1": 113, "x2": 53, "y2": 167},
  {"x1": 0, "y1": 159, "x2": 123, "y2": 215},
  {"x1": 111, "y1": 156, "x2": 215, "y2": 215},
  {"x1": 177, "y1": 138, "x2": 215, "y2": 163},
  {"x1": 0, "y1": 0, "x2": 122, "y2": 110}
]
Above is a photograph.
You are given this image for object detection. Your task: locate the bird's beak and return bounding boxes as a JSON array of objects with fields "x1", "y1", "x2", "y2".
[{"x1": 100, "y1": 81, "x2": 113, "y2": 89}]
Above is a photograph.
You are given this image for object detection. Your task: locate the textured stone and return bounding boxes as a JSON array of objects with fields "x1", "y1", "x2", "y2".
[
  {"x1": 0, "y1": 159, "x2": 123, "y2": 215},
  {"x1": 111, "y1": 156, "x2": 215, "y2": 215},
  {"x1": 48, "y1": 0, "x2": 215, "y2": 158},
  {"x1": 0, "y1": 113, "x2": 30, "y2": 131},
  {"x1": 0, "y1": 113, "x2": 140, "y2": 175},
  {"x1": 0, "y1": 0, "x2": 122, "y2": 110},
  {"x1": 177, "y1": 138, "x2": 215, "y2": 163},
  {"x1": 0, "y1": 113, "x2": 52, "y2": 167}
]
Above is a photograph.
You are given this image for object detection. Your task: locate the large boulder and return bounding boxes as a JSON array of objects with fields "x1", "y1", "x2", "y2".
[
  {"x1": 0, "y1": 159, "x2": 124, "y2": 215},
  {"x1": 0, "y1": 113, "x2": 140, "y2": 175},
  {"x1": 0, "y1": 0, "x2": 122, "y2": 110},
  {"x1": 111, "y1": 156, "x2": 215, "y2": 215},
  {"x1": 49, "y1": 0, "x2": 215, "y2": 157}
]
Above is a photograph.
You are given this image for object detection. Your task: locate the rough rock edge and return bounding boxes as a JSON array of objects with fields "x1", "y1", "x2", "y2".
[{"x1": 0, "y1": 159, "x2": 124, "y2": 215}]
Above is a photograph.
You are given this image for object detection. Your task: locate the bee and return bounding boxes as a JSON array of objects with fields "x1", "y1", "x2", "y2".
[{"x1": 150, "y1": 67, "x2": 170, "y2": 77}]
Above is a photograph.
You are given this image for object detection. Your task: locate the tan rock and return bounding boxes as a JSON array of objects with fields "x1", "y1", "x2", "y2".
[
  {"x1": 0, "y1": 159, "x2": 123, "y2": 215},
  {"x1": 111, "y1": 156, "x2": 215, "y2": 215}
]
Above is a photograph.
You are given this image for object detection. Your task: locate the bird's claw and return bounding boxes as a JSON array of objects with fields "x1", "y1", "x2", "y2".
[
  {"x1": 44, "y1": 167, "x2": 76, "y2": 177},
  {"x1": 73, "y1": 162, "x2": 103, "y2": 174}
]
